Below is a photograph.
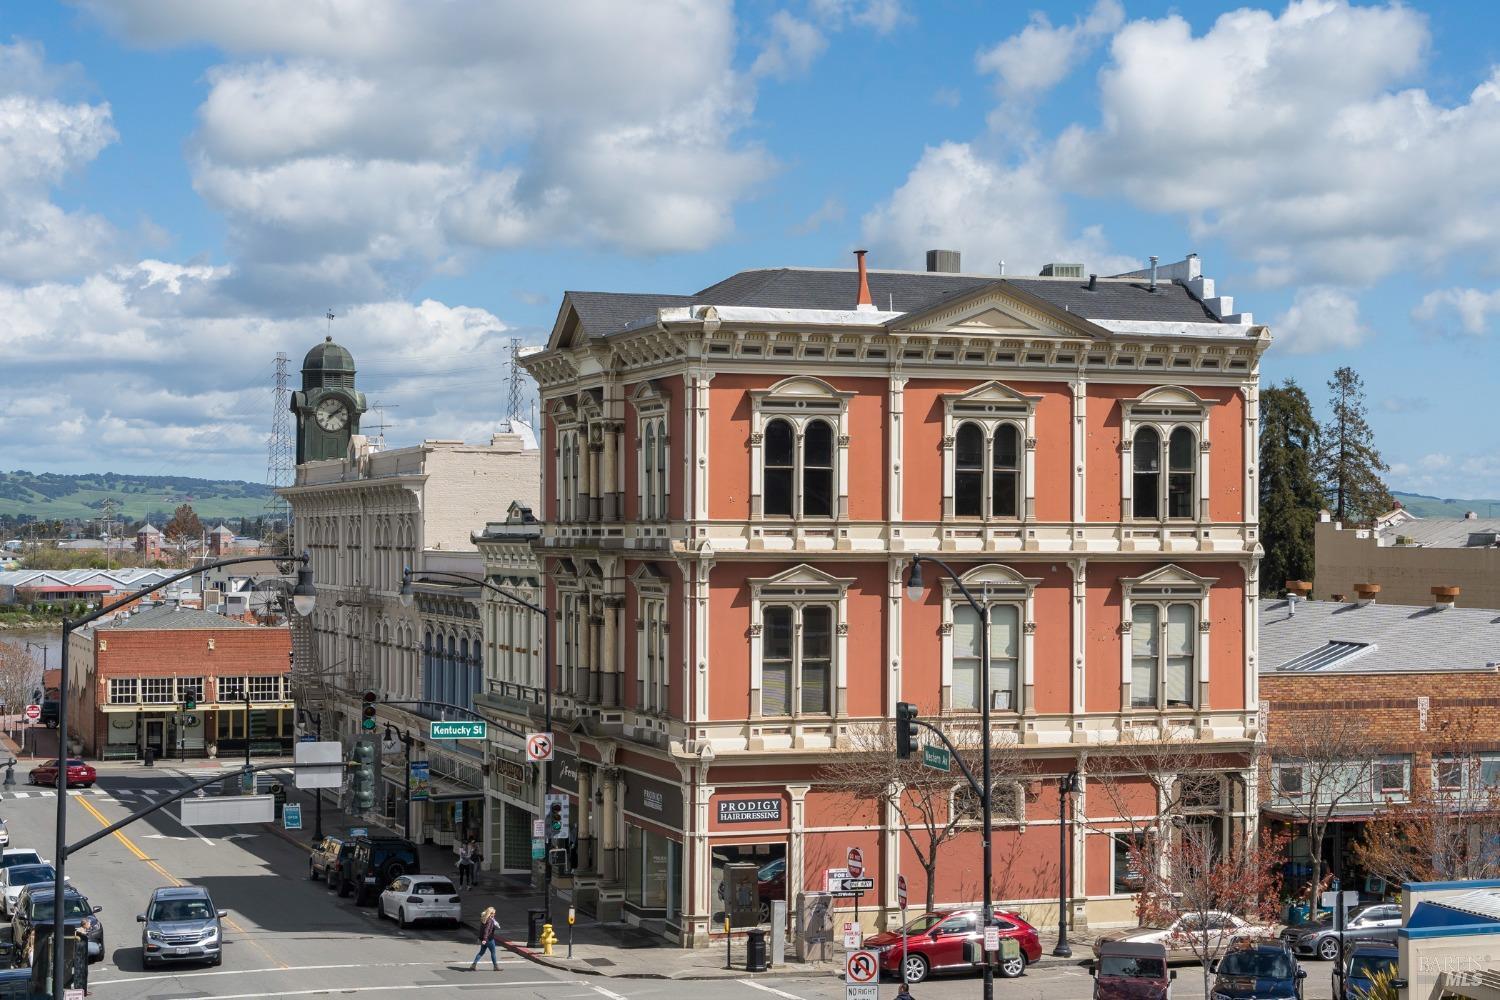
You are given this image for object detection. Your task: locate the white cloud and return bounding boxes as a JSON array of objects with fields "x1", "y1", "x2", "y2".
[
  {"x1": 976, "y1": 0, "x2": 1122, "y2": 106},
  {"x1": 791, "y1": 196, "x2": 845, "y2": 236},
  {"x1": 752, "y1": 11, "x2": 828, "y2": 81},
  {"x1": 808, "y1": 0, "x2": 907, "y2": 35},
  {"x1": 1271, "y1": 286, "x2": 1370, "y2": 354},
  {"x1": 1412, "y1": 287, "x2": 1500, "y2": 337},
  {"x1": 1048, "y1": 0, "x2": 1500, "y2": 287},
  {"x1": 861, "y1": 141, "x2": 1135, "y2": 276},
  {"x1": 80, "y1": 0, "x2": 771, "y2": 306}
]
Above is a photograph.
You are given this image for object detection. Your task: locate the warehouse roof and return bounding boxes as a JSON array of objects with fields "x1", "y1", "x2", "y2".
[{"x1": 1259, "y1": 597, "x2": 1500, "y2": 675}]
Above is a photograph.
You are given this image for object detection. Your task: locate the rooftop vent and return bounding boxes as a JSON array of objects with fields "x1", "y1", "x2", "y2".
[
  {"x1": 1039, "y1": 262, "x2": 1084, "y2": 278},
  {"x1": 1433, "y1": 585, "x2": 1460, "y2": 611},
  {"x1": 1354, "y1": 582, "x2": 1380, "y2": 606},
  {"x1": 1278, "y1": 640, "x2": 1375, "y2": 673},
  {"x1": 926, "y1": 249, "x2": 961, "y2": 273}
]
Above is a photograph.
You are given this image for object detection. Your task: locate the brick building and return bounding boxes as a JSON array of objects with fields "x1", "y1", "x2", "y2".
[
  {"x1": 64, "y1": 604, "x2": 293, "y2": 760},
  {"x1": 1259, "y1": 594, "x2": 1500, "y2": 898},
  {"x1": 522, "y1": 251, "x2": 1270, "y2": 945}
]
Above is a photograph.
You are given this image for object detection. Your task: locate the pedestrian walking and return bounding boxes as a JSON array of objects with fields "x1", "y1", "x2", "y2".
[
  {"x1": 468, "y1": 906, "x2": 501, "y2": 971},
  {"x1": 456, "y1": 840, "x2": 474, "y2": 890},
  {"x1": 467, "y1": 836, "x2": 483, "y2": 887}
]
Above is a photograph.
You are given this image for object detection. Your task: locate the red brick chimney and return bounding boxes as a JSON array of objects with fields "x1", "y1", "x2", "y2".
[{"x1": 854, "y1": 249, "x2": 875, "y2": 311}]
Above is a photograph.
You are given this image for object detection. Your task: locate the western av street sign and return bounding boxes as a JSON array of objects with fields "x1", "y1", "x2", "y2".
[
  {"x1": 429, "y1": 720, "x2": 487, "y2": 740},
  {"x1": 922, "y1": 744, "x2": 951, "y2": 771}
]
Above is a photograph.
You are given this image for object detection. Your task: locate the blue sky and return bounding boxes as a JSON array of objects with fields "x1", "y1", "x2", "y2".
[{"x1": 3, "y1": 0, "x2": 1499, "y2": 498}]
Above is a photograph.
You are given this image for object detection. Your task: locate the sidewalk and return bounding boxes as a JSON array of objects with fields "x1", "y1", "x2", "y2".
[{"x1": 264, "y1": 790, "x2": 1094, "y2": 979}]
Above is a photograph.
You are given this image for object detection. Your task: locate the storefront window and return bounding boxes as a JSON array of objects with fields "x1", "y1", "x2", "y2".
[
  {"x1": 711, "y1": 843, "x2": 786, "y2": 926},
  {"x1": 625, "y1": 827, "x2": 673, "y2": 912}
]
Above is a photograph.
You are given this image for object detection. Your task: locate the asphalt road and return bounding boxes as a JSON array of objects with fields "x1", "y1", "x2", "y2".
[{"x1": 0, "y1": 764, "x2": 1347, "y2": 1000}]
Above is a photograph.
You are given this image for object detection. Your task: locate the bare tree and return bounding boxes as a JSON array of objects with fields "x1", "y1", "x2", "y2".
[
  {"x1": 821, "y1": 722, "x2": 1029, "y2": 913},
  {"x1": 0, "y1": 642, "x2": 44, "y2": 721},
  {"x1": 1353, "y1": 712, "x2": 1500, "y2": 886},
  {"x1": 1266, "y1": 709, "x2": 1379, "y2": 907},
  {"x1": 1130, "y1": 825, "x2": 1290, "y2": 998}
]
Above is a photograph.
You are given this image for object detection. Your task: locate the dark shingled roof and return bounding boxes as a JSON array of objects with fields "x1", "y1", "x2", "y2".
[{"x1": 566, "y1": 268, "x2": 1224, "y2": 338}]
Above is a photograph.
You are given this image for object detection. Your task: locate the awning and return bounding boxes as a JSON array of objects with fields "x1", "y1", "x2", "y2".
[{"x1": 380, "y1": 764, "x2": 483, "y2": 802}]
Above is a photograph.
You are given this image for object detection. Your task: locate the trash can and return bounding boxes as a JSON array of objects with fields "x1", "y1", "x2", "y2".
[
  {"x1": 745, "y1": 928, "x2": 768, "y2": 972},
  {"x1": 143, "y1": 747, "x2": 155, "y2": 767},
  {"x1": 527, "y1": 909, "x2": 545, "y2": 948}
]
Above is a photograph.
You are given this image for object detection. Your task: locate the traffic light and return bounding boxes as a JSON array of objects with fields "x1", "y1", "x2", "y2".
[
  {"x1": 548, "y1": 799, "x2": 564, "y2": 837},
  {"x1": 183, "y1": 688, "x2": 198, "y2": 712},
  {"x1": 361, "y1": 690, "x2": 378, "y2": 731},
  {"x1": 351, "y1": 740, "x2": 376, "y2": 811},
  {"x1": 548, "y1": 847, "x2": 570, "y2": 873},
  {"x1": 896, "y1": 701, "x2": 918, "y2": 759}
]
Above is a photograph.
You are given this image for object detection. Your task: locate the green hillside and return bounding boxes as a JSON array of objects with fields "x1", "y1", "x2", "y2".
[
  {"x1": 1391, "y1": 491, "x2": 1500, "y2": 518},
  {"x1": 0, "y1": 470, "x2": 275, "y2": 522}
]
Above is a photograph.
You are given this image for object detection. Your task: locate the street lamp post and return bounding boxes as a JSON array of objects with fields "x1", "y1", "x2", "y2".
[
  {"x1": 385, "y1": 724, "x2": 415, "y2": 837},
  {"x1": 401, "y1": 567, "x2": 554, "y2": 921},
  {"x1": 904, "y1": 554, "x2": 997, "y2": 1000},
  {"x1": 1053, "y1": 770, "x2": 1080, "y2": 957},
  {"x1": 51, "y1": 553, "x2": 316, "y2": 998}
]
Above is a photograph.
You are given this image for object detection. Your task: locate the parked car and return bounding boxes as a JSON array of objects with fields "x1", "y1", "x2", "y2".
[
  {"x1": 338, "y1": 836, "x2": 420, "y2": 906},
  {"x1": 0, "y1": 850, "x2": 42, "y2": 873},
  {"x1": 1280, "y1": 903, "x2": 1401, "y2": 960},
  {"x1": 1210, "y1": 940, "x2": 1306, "y2": 1000},
  {"x1": 1, "y1": 864, "x2": 64, "y2": 918},
  {"x1": 1095, "y1": 911, "x2": 1276, "y2": 963},
  {"x1": 27, "y1": 759, "x2": 95, "y2": 788},
  {"x1": 39, "y1": 701, "x2": 58, "y2": 729},
  {"x1": 1091, "y1": 940, "x2": 1174, "y2": 1000},
  {"x1": 377, "y1": 875, "x2": 461, "y2": 929},
  {"x1": 308, "y1": 836, "x2": 349, "y2": 882},
  {"x1": 1335, "y1": 941, "x2": 1398, "y2": 1000},
  {"x1": 138, "y1": 885, "x2": 227, "y2": 968},
  {"x1": 12, "y1": 885, "x2": 103, "y2": 965},
  {"x1": 864, "y1": 907, "x2": 1042, "y2": 983},
  {"x1": 0, "y1": 817, "x2": 10, "y2": 847}
]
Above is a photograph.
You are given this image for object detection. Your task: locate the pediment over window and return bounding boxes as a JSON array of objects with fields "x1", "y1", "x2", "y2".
[
  {"x1": 1121, "y1": 564, "x2": 1217, "y2": 596},
  {"x1": 944, "y1": 381, "x2": 1044, "y2": 412},
  {"x1": 630, "y1": 379, "x2": 669, "y2": 414},
  {"x1": 751, "y1": 375, "x2": 856, "y2": 405},
  {"x1": 748, "y1": 563, "x2": 856, "y2": 597},
  {"x1": 889, "y1": 282, "x2": 1108, "y2": 340},
  {"x1": 630, "y1": 563, "x2": 671, "y2": 594},
  {"x1": 1124, "y1": 385, "x2": 1219, "y2": 416},
  {"x1": 943, "y1": 563, "x2": 1042, "y2": 598}
]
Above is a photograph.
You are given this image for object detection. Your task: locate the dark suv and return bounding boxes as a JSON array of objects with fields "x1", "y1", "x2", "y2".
[
  {"x1": 12, "y1": 885, "x2": 103, "y2": 966},
  {"x1": 339, "y1": 837, "x2": 419, "y2": 906},
  {"x1": 1212, "y1": 940, "x2": 1307, "y2": 1000},
  {"x1": 309, "y1": 836, "x2": 350, "y2": 883}
]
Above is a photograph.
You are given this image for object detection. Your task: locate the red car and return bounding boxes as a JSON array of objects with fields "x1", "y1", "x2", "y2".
[
  {"x1": 28, "y1": 759, "x2": 95, "y2": 788},
  {"x1": 864, "y1": 907, "x2": 1043, "y2": 983}
]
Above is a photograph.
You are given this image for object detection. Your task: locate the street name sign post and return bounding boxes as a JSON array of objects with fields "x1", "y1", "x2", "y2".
[
  {"x1": 430, "y1": 720, "x2": 487, "y2": 740},
  {"x1": 922, "y1": 744, "x2": 951, "y2": 772}
]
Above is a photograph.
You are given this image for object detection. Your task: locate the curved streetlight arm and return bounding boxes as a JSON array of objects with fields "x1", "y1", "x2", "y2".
[
  {"x1": 73, "y1": 552, "x2": 310, "y2": 632},
  {"x1": 910, "y1": 553, "x2": 987, "y2": 618}
]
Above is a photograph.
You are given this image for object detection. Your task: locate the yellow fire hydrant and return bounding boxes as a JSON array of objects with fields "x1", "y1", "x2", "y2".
[{"x1": 540, "y1": 922, "x2": 558, "y2": 956}]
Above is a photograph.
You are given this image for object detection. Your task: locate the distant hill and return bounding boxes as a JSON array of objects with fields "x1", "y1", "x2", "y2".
[
  {"x1": 1391, "y1": 491, "x2": 1500, "y2": 519},
  {"x1": 0, "y1": 470, "x2": 274, "y2": 522}
]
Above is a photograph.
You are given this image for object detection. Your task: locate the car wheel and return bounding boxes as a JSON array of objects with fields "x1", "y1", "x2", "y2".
[
  {"x1": 385, "y1": 861, "x2": 409, "y2": 881},
  {"x1": 210, "y1": 953, "x2": 222, "y2": 967},
  {"x1": 999, "y1": 953, "x2": 1027, "y2": 979},
  {"x1": 309, "y1": 862, "x2": 319, "y2": 881},
  {"x1": 1318, "y1": 936, "x2": 1341, "y2": 961},
  {"x1": 398, "y1": 908, "x2": 408, "y2": 930},
  {"x1": 902, "y1": 954, "x2": 929, "y2": 983}
]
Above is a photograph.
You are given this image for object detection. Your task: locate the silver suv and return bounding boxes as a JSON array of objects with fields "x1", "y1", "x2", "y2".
[{"x1": 138, "y1": 886, "x2": 227, "y2": 968}]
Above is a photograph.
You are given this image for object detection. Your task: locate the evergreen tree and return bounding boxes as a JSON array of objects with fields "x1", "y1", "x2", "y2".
[
  {"x1": 1259, "y1": 380, "x2": 1324, "y2": 593},
  {"x1": 1317, "y1": 367, "x2": 1392, "y2": 524}
]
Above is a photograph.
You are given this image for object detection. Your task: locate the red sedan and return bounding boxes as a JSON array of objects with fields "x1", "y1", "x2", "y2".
[
  {"x1": 863, "y1": 907, "x2": 1043, "y2": 983},
  {"x1": 28, "y1": 759, "x2": 95, "y2": 789}
]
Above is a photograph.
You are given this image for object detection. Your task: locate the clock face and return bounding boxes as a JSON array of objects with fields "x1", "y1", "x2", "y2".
[{"x1": 314, "y1": 397, "x2": 350, "y2": 432}]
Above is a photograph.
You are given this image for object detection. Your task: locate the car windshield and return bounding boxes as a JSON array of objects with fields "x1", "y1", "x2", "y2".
[
  {"x1": 1217, "y1": 951, "x2": 1295, "y2": 979},
  {"x1": 901, "y1": 914, "x2": 944, "y2": 934},
  {"x1": 31, "y1": 898, "x2": 90, "y2": 921},
  {"x1": 1, "y1": 853, "x2": 41, "y2": 869},
  {"x1": 65, "y1": 760, "x2": 86, "y2": 768},
  {"x1": 1099, "y1": 955, "x2": 1167, "y2": 979},
  {"x1": 1349, "y1": 955, "x2": 1396, "y2": 980},
  {"x1": 10, "y1": 867, "x2": 54, "y2": 886},
  {"x1": 149, "y1": 899, "x2": 214, "y2": 922}
]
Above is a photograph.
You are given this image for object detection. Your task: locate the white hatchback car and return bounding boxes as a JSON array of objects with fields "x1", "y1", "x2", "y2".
[
  {"x1": 0, "y1": 863, "x2": 63, "y2": 917},
  {"x1": 377, "y1": 875, "x2": 461, "y2": 929}
]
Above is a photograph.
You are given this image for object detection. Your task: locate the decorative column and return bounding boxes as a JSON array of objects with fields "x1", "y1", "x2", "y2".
[
  {"x1": 787, "y1": 783, "x2": 810, "y2": 923},
  {"x1": 600, "y1": 767, "x2": 620, "y2": 880},
  {"x1": 577, "y1": 767, "x2": 594, "y2": 873}
]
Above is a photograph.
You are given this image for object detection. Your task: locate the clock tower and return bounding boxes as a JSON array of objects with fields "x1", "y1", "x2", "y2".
[{"x1": 291, "y1": 335, "x2": 368, "y2": 464}]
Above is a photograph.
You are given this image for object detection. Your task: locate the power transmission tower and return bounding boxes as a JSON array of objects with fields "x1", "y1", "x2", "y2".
[
  {"x1": 504, "y1": 337, "x2": 525, "y2": 431},
  {"x1": 266, "y1": 352, "x2": 295, "y2": 554}
]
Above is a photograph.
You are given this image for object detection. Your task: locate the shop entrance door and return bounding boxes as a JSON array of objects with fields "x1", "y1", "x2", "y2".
[{"x1": 144, "y1": 720, "x2": 165, "y2": 757}]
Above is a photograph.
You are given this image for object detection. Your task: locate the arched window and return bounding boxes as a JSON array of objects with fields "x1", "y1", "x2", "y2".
[
  {"x1": 954, "y1": 423, "x2": 984, "y2": 517},
  {"x1": 655, "y1": 419, "x2": 668, "y2": 518},
  {"x1": 643, "y1": 424, "x2": 656, "y2": 520},
  {"x1": 803, "y1": 420, "x2": 834, "y2": 517},
  {"x1": 1132, "y1": 426, "x2": 1161, "y2": 519},
  {"x1": 1168, "y1": 427, "x2": 1197, "y2": 519},
  {"x1": 763, "y1": 419, "x2": 795, "y2": 516},
  {"x1": 992, "y1": 424, "x2": 1020, "y2": 518}
]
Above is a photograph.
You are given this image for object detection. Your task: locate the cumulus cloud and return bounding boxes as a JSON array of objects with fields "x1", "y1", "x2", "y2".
[
  {"x1": 1271, "y1": 286, "x2": 1371, "y2": 354},
  {"x1": 808, "y1": 0, "x2": 907, "y2": 35},
  {"x1": 791, "y1": 196, "x2": 845, "y2": 236},
  {"x1": 80, "y1": 0, "x2": 772, "y2": 308},
  {"x1": 1412, "y1": 287, "x2": 1500, "y2": 337},
  {"x1": 862, "y1": 141, "x2": 1135, "y2": 276},
  {"x1": 976, "y1": 0, "x2": 1122, "y2": 110},
  {"x1": 753, "y1": 11, "x2": 828, "y2": 81}
]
